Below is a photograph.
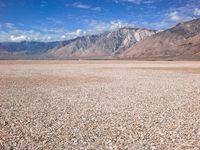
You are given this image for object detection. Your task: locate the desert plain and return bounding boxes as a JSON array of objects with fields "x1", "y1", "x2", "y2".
[{"x1": 0, "y1": 60, "x2": 200, "y2": 149}]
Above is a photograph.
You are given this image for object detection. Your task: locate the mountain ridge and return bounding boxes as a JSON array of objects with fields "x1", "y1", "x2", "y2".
[
  {"x1": 120, "y1": 18, "x2": 200, "y2": 60},
  {"x1": 49, "y1": 27, "x2": 157, "y2": 58},
  {"x1": 0, "y1": 18, "x2": 200, "y2": 60}
]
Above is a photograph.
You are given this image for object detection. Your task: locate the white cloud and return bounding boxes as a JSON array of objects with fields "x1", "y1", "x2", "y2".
[
  {"x1": 60, "y1": 35, "x2": 67, "y2": 39},
  {"x1": 5, "y1": 23, "x2": 16, "y2": 29},
  {"x1": 0, "y1": 19, "x2": 135, "y2": 42},
  {"x1": 123, "y1": 0, "x2": 142, "y2": 4},
  {"x1": 165, "y1": 1, "x2": 199, "y2": 24},
  {"x1": 114, "y1": 0, "x2": 156, "y2": 4},
  {"x1": 114, "y1": 0, "x2": 142, "y2": 4},
  {"x1": 18, "y1": 23, "x2": 25, "y2": 27},
  {"x1": 149, "y1": 20, "x2": 171, "y2": 30},
  {"x1": 75, "y1": 29, "x2": 82, "y2": 35},
  {"x1": 72, "y1": 2, "x2": 91, "y2": 9},
  {"x1": 91, "y1": 7, "x2": 102, "y2": 11},
  {"x1": 193, "y1": 8, "x2": 200, "y2": 16},
  {"x1": 47, "y1": 36, "x2": 52, "y2": 40},
  {"x1": 87, "y1": 20, "x2": 135, "y2": 34},
  {"x1": 10, "y1": 35, "x2": 28, "y2": 42},
  {"x1": 87, "y1": 20, "x2": 109, "y2": 33},
  {"x1": 40, "y1": 0, "x2": 47, "y2": 7},
  {"x1": 69, "y1": 2, "x2": 101, "y2": 11},
  {"x1": 168, "y1": 11, "x2": 181, "y2": 22},
  {"x1": 110, "y1": 20, "x2": 134, "y2": 30},
  {"x1": 65, "y1": 29, "x2": 82, "y2": 37},
  {"x1": 47, "y1": 18, "x2": 63, "y2": 24},
  {"x1": 143, "y1": 0, "x2": 156, "y2": 4},
  {"x1": 60, "y1": 29, "x2": 83, "y2": 40},
  {"x1": 0, "y1": 26, "x2": 85, "y2": 42}
]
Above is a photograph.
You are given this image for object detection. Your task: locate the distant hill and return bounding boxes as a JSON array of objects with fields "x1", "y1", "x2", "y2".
[{"x1": 0, "y1": 41, "x2": 70, "y2": 54}]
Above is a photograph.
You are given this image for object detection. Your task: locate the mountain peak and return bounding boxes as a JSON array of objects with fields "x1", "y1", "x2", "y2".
[{"x1": 49, "y1": 27, "x2": 157, "y2": 58}]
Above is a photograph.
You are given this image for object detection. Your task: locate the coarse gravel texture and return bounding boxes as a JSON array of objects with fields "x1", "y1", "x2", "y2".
[{"x1": 0, "y1": 60, "x2": 200, "y2": 150}]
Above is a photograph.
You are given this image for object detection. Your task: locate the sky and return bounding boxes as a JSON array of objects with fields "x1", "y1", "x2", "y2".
[{"x1": 0, "y1": 0, "x2": 200, "y2": 42}]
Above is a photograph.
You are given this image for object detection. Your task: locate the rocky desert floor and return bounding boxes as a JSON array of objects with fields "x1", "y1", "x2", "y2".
[{"x1": 0, "y1": 60, "x2": 200, "y2": 149}]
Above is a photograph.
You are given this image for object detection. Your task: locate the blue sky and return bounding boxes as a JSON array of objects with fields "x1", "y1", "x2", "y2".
[{"x1": 0, "y1": 0, "x2": 200, "y2": 42}]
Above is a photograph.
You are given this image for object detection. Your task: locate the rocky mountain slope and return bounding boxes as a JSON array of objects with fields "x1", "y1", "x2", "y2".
[
  {"x1": 120, "y1": 19, "x2": 200, "y2": 60},
  {"x1": 48, "y1": 27, "x2": 156, "y2": 58}
]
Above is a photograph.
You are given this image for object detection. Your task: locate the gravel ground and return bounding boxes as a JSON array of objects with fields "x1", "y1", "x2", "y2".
[{"x1": 0, "y1": 60, "x2": 200, "y2": 150}]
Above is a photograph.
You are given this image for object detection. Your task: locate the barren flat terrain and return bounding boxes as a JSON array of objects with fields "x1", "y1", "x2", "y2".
[{"x1": 0, "y1": 60, "x2": 200, "y2": 149}]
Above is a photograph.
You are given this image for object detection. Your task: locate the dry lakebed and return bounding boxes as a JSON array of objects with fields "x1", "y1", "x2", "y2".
[{"x1": 0, "y1": 60, "x2": 200, "y2": 149}]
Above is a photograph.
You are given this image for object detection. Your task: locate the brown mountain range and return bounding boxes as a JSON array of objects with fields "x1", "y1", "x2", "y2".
[
  {"x1": 48, "y1": 28, "x2": 156, "y2": 59},
  {"x1": 120, "y1": 19, "x2": 200, "y2": 60},
  {"x1": 0, "y1": 19, "x2": 200, "y2": 60}
]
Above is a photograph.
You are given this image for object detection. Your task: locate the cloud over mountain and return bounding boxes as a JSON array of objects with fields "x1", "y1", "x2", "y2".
[{"x1": 0, "y1": 0, "x2": 199, "y2": 42}]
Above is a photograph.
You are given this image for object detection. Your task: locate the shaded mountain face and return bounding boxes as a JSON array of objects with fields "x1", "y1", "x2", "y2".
[
  {"x1": 174, "y1": 33, "x2": 200, "y2": 57},
  {"x1": 49, "y1": 28, "x2": 156, "y2": 58},
  {"x1": 120, "y1": 19, "x2": 200, "y2": 60},
  {"x1": 0, "y1": 41, "x2": 70, "y2": 54}
]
